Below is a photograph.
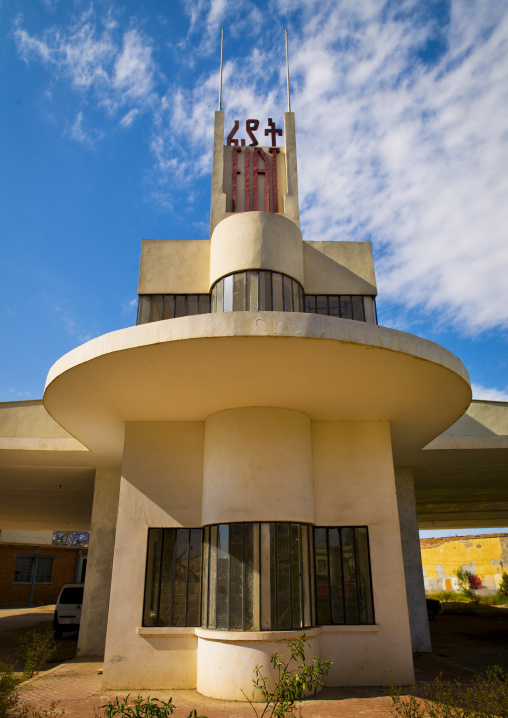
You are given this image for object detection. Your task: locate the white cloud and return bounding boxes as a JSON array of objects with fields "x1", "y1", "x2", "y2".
[
  {"x1": 68, "y1": 110, "x2": 91, "y2": 143},
  {"x1": 119, "y1": 108, "x2": 140, "y2": 127},
  {"x1": 14, "y1": 9, "x2": 156, "y2": 119},
  {"x1": 471, "y1": 384, "x2": 508, "y2": 402}
]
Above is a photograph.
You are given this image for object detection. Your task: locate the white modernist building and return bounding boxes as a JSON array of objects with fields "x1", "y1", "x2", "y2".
[{"x1": 0, "y1": 110, "x2": 507, "y2": 698}]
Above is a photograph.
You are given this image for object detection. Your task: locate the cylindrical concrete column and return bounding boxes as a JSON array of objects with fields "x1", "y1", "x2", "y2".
[
  {"x1": 202, "y1": 407, "x2": 315, "y2": 525},
  {"x1": 395, "y1": 467, "x2": 432, "y2": 653},
  {"x1": 209, "y1": 212, "x2": 304, "y2": 289},
  {"x1": 77, "y1": 468, "x2": 121, "y2": 656}
]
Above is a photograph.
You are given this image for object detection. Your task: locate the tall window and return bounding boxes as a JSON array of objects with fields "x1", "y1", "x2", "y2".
[{"x1": 143, "y1": 524, "x2": 374, "y2": 629}]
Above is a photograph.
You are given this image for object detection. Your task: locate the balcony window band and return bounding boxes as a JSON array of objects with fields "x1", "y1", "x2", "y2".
[
  {"x1": 138, "y1": 288, "x2": 376, "y2": 324},
  {"x1": 143, "y1": 523, "x2": 374, "y2": 630}
]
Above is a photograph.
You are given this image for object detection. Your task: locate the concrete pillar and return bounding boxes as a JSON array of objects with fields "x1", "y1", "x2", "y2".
[
  {"x1": 77, "y1": 468, "x2": 121, "y2": 656},
  {"x1": 202, "y1": 407, "x2": 315, "y2": 525},
  {"x1": 395, "y1": 468, "x2": 432, "y2": 652}
]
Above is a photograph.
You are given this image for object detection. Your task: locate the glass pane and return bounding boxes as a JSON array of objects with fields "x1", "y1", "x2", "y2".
[
  {"x1": 163, "y1": 295, "x2": 175, "y2": 319},
  {"x1": 328, "y1": 528, "x2": 344, "y2": 624},
  {"x1": 301, "y1": 525, "x2": 311, "y2": 627},
  {"x1": 258, "y1": 271, "x2": 271, "y2": 311},
  {"x1": 35, "y1": 557, "x2": 52, "y2": 583},
  {"x1": 268, "y1": 523, "x2": 276, "y2": 629},
  {"x1": 158, "y1": 531, "x2": 175, "y2": 627},
  {"x1": 211, "y1": 286, "x2": 217, "y2": 313},
  {"x1": 328, "y1": 296, "x2": 340, "y2": 318},
  {"x1": 187, "y1": 528, "x2": 203, "y2": 627},
  {"x1": 355, "y1": 528, "x2": 374, "y2": 624},
  {"x1": 352, "y1": 296, "x2": 365, "y2": 322},
  {"x1": 341, "y1": 528, "x2": 359, "y2": 624},
  {"x1": 340, "y1": 296, "x2": 352, "y2": 320},
  {"x1": 291, "y1": 524, "x2": 303, "y2": 628},
  {"x1": 215, "y1": 280, "x2": 223, "y2": 312},
  {"x1": 208, "y1": 526, "x2": 217, "y2": 628},
  {"x1": 314, "y1": 528, "x2": 331, "y2": 625},
  {"x1": 175, "y1": 295, "x2": 186, "y2": 318},
  {"x1": 246, "y1": 271, "x2": 258, "y2": 311},
  {"x1": 283, "y1": 275, "x2": 293, "y2": 312},
  {"x1": 229, "y1": 523, "x2": 244, "y2": 629},
  {"x1": 59, "y1": 586, "x2": 84, "y2": 603},
  {"x1": 293, "y1": 282, "x2": 301, "y2": 313},
  {"x1": 316, "y1": 296, "x2": 328, "y2": 315},
  {"x1": 187, "y1": 295, "x2": 199, "y2": 316},
  {"x1": 151, "y1": 295, "x2": 163, "y2": 321},
  {"x1": 14, "y1": 556, "x2": 32, "y2": 582},
  {"x1": 272, "y1": 273, "x2": 283, "y2": 312},
  {"x1": 143, "y1": 531, "x2": 162, "y2": 625},
  {"x1": 276, "y1": 523, "x2": 291, "y2": 630},
  {"x1": 198, "y1": 295, "x2": 211, "y2": 314},
  {"x1": 137, "y1": 296, "x2": 151, "y2": 325},
  {"x1": 216, "y1": 524, "x2": 230, "y2": 629},
  {"x1": 201, "y1": 527, "x2": 210, "y2": 627},
  {"x1": 305, "y1": 295, "x2": 316, "y2": 313},
  {"x1": 172, "y1": 529, "x2": 190, "y2": 627},
  {"x1": 223, "y1": 275, "x2": 234, "y2": 312},
  {"x1": 233, "y1": 273, "x2": 246, "y2": 311}
]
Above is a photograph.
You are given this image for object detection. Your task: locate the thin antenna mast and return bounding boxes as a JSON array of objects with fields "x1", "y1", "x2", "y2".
[
  {"x1": 285, "y1": 28, "x2": 291, "y2": 112},
  {"x1": 219, "y1": 28, "x2": 224, "y2": 111}
]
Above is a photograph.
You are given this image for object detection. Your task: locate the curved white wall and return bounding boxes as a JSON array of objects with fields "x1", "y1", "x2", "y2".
[
  {"x1": 196, "y1": 631, "x2": 320, "y2": 701},
  {"x1": 209, "y1": 212, "x2": 304, "y2": 289},
  {"x1": 202, "y1": 407, "x2": 315, "y2": 525}
]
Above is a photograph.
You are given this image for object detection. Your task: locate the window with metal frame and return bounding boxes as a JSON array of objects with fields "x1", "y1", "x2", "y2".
[
  {"x1": 13, "y1": 556, "x2": 53, "y2": 583},
  {"x1": 211, "y1": 271, "x2": 304, "y2": 313},
  {"x1": 143, "y1": 524, "x2": 375, "y2": 630},
  {"x1": 304, "y1": 295, "x2": 371, "y2": 322},
  {"x1": 136, "y1": 294, "x2": 212, "y2": 325}
]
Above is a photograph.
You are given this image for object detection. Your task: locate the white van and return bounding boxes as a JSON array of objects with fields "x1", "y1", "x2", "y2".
[{"x1": 53, "y1": 583, "x2": 84, "y2": 639}]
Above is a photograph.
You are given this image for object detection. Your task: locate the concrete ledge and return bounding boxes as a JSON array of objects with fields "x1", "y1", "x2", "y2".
[
  {"x1": 137, "y1": 625, "x2": 379, "y2": 640},
  {"x1": 43, "y1": 312, "x2": 471, "y2": 466},
  {"x1": 137, "y1": 626, "x2": 196, "y2": 637}
]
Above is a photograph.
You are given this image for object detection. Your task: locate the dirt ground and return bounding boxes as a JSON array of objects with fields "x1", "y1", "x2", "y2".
[{"x1": 425, "y1": 601, "x2": 508, "y2": 675}]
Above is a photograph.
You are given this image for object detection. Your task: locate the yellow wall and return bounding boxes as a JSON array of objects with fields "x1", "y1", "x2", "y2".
[{"x1": 421, "y1": 535, "x2": 508, "y2": 592}]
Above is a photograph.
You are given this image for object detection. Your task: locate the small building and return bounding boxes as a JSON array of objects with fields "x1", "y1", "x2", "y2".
[
  {"x1": 421, "y1": 533, "x2": 508, "y2": 594},
  {"x1": 0, "y1": 110, "x2": 507, "y2": 698},
  {"x1": 0, "y1": 529, "x2": 87, "y2": 607}
]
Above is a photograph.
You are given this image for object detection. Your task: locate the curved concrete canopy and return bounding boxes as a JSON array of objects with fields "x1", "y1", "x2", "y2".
[{"x1": 44, "y1": 312, "x2": 471, "y2": 467}]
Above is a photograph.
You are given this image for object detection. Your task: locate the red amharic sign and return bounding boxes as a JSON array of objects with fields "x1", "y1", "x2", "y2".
[{"x1": 226, "y1": 119, "x2": 283, "y2": 213}]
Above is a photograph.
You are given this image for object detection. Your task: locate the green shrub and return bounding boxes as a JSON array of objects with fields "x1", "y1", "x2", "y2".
[
  {"x1": 497, "y1": 570, "x2": 508, "y2": 597},
  {"x1": 0, "y1": 662, "x2": 19, "y2": 718},
  {"x1": 0, "y1": 659, "x2": 63, "y2": 718},
  {"x1": 426, "y1": 591, "x2": 462, "y2": 602},
  {"x1": 454, "y1": 566, "x2": 476, "y2": 600},
  {"x1": 17, "y1": 629, "x2": 57, "y2": 681},
  {"x1": 388, "y1": 665, "x2": 508, "y2": 718},
  {"x1": 100, "y1": 695, "x2": 206, "y2": 718},
  {"x1": 244, "y1": 634, "x2": 332, "y2": 717}
]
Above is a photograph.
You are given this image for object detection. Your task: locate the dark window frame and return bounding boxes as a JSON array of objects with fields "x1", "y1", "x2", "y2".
[{"x1": 143, "y1": 523, "x2": 375, "y2": 630}]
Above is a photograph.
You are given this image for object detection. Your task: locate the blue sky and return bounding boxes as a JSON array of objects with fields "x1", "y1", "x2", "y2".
[{"x1": 1, "y1": 1, "x2": 508, "y2": 537}]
